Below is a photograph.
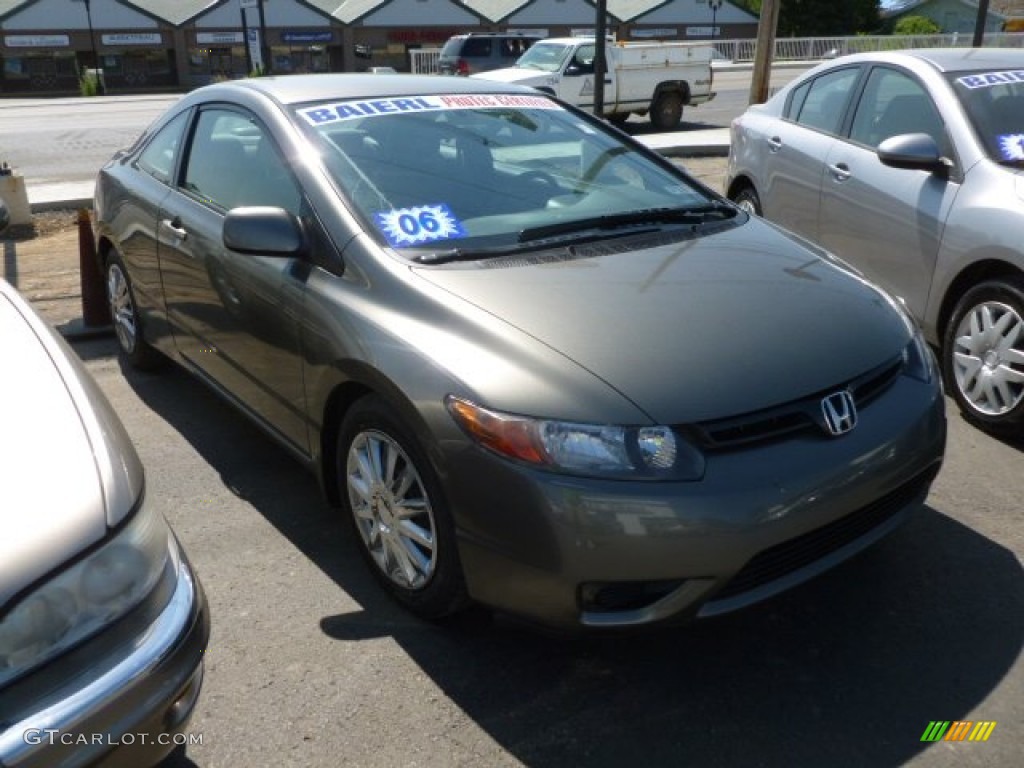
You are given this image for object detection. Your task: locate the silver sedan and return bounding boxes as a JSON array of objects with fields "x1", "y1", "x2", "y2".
[{"x1": 727, "y1": 48, "x2": 1024, "y2": 435}]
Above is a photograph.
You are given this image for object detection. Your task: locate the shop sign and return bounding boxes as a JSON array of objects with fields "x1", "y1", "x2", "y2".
[
  {"x1": 5, "y1": 35, "x2": 70, "y2": 48},
  {"x1": 197, "y1": 32, "x2": 245, "y2": 44},
  {"x1": 282, "y1": 31, "x2": 333, "y2": 43},
  {"x1": 102, "y1": 33, "x2": 163, "y2": 46}
]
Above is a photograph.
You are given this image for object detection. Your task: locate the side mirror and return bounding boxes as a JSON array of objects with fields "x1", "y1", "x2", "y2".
[
  {"x1": 0, "y1": 198, "x2": 9, "y2": 233},
  {"x1": 223, "y1": 206, "x2": 306, "y2": 257},
  {"x1": 877, "y1": 133, "x2": 951, "y2": 174},
  {"x1": 564, "y1": 64, "x2": 581, "y2": 76}
]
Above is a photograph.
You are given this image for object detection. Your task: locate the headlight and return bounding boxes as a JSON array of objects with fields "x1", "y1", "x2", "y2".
[
  {"x1": 903, "y1": 329, "x2": 937, "y2": 384},
  {"x1": 446, "y1": 396, "x2": 705, "y2": 480},
  {"x1": 0, "y1": 498, "x2": 173, "y2": 687}
]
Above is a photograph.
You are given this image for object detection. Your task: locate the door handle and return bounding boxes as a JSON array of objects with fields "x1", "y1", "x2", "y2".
[
  {"x1": 161, "y1": 216, "x2": 188, "y2": 241},
  {"x1": 828, "y1": 162, "x2": 852, "y2": 182},
  {"x1": 767, "y1": 136, "x2": 782, "y2": 152}
]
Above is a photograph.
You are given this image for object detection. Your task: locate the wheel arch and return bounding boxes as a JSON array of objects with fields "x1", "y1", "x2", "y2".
[
  {"x1": 935, "y1": 257, "x2": 1024, "y2": 347},
  {"x1": 654, "y1": 80, "x2": 690, "y2": 103},
  {"x1": 726, "y1": 173, "x2": 758, "y2": 203},
  {"x1": 316, "y1": 361, "x2": 448, "y2": 508}
]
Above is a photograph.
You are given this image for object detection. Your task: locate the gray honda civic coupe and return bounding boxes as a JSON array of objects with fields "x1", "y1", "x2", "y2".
[{"x1": 93, "y1": 74, "x2": 945, "y2": 629}]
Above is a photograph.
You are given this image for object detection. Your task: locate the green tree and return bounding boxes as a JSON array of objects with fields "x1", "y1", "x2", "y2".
[
  {"x1": 893, "y1": 15, "x2": 941, "y2": 35},
  {"x1": 729, "y1": 0, "x2": 882, "y2": 36}
]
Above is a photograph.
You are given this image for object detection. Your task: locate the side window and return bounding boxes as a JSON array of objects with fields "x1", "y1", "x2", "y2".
[
  {"x1": 786, "y1": 81, "x2": 811, "y2": 120},
  {"x1": 182, "y1": 108, "x2": 301, "y2": 214},
  {"x1": 793, "y1": 68, "x2": 859, "y2": 135},
  {"x1": 572, "y1": 44, "x2": 595, "y2": 73},
  {"x1": 849, "y1": 67, "x2": 948, "y2": 152},
  {"x1": 136, "y1": 110, "x2": 189, "y2": 184},
  {"x1": 461, "y1": 38, "x2": 492, "y2": 58}
]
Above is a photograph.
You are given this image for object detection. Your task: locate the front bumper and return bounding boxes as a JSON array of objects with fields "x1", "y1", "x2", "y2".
[
  {"x1": 447, "y1": 375, "x2": 946, "y2": 629},
  {"x1": 0, "y1": 538, "x2": 210, "y2": 768}
]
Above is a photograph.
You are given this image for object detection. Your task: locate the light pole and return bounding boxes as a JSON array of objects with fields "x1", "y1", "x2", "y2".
[
  {"x1": 80, "y1": 0, "x2": 104, "y2": 94},
  {"x1": 709, "y1": 0, "x2": 723, "y2": 42}
]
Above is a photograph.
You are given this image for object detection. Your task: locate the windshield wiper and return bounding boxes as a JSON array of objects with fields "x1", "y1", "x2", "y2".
[
  {"x1": 517, "y1": 203, "x2": 735, "y2": 243},
  {"x1": 411, "y1": 242, "x2": 525, "y2": 265}
]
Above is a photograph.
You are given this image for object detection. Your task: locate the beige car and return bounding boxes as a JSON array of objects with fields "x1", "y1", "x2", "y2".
[{"x1": 0, "y1": 201, "x2": 209, "y2": 767}]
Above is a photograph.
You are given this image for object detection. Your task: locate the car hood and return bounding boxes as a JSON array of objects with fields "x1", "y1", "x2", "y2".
[
  {"x1": 471, "y1": 67, "x2": 546, "y2": 85},
  {"x1": 413, "y1": 220, "x2": 910, "y2": 424},
  {"x1": 0, "y1": 281, "x2": 144, "y2": 607}
]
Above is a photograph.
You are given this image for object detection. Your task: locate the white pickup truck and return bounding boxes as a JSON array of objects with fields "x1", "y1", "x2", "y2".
[{"x1": 472, "y1": 37, "x2": 715, "y2": 131}]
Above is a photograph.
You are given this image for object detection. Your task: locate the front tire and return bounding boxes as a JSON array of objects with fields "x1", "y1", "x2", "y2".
[
  {"x1": 105, "y1": 251, "x2": 162, "y2": 370},
  {"x1": 942, "y1": 277, "x2": 1024, "y2": 434},
  {"x1": 731, "y1": 186, "x2": 763, "y2": 217},
  {"x1": 337, "y1": 395, "x2": 468, "y2": 619}
]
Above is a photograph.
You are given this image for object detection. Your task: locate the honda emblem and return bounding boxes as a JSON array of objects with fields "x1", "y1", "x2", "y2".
[{"x1": 821, "y1": 390, "x2": 857, "y2": 436}]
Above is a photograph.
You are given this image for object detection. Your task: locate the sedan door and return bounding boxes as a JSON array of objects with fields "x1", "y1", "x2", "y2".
[
  {"x1": 756, "y1": 66, "x2": 862, "y2": 241},
  {"x1": 817, "y1": 66, "x2": 960, "y2": 319},
  {"x1": 157, "y1": 106, "x2": 309, "y2": 452}
]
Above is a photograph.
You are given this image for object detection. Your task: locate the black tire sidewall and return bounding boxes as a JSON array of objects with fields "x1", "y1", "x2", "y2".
[
  {"x1": 651, "y1": 93, "x2": 682, "y2": 131},
  {"x1": 337, "y1": 395, "x2": 467, "y2": 619},
  {"x1": 942, "y1": 276, "x2": 1024, "y2": 433}
]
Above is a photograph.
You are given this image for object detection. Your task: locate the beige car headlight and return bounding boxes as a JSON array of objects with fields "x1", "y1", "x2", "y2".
[{"x1": 0, "y1": 499, "x2": 173, "y2": 687}]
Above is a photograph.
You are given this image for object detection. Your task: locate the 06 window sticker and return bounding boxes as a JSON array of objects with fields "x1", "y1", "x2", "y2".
[
  {"x1": 997, "y1": 133, "x2": 1024, "y2": 161},
  {"x1": 375, "y1": 204, "x2": 466, "y2": 248},
  {"x1": 298, "y1": 93, "x2": 561, "y2": 126}
]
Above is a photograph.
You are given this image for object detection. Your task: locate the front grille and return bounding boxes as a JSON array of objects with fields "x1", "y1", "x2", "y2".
[
  {"x1": 710, "y1": 464, "x2": 939, "y2": 602},
  {"x1": 692, "y1": 354, "x2": 904, "y2": 451}
]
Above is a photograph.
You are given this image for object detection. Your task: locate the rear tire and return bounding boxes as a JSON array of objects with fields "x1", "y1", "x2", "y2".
[
  {"x1": 731, "y1": 186, "x2": 763, "y2": 217},
  {"x1": 105, "y1": 251, "x2": 162, "y2": 371},
  {"x1": 650, "y1": 92, "x2": 683, "y2": 131},
  {"x1": 337, "y1": 395, "x2": 469, "y2": 619},
  {"x1": 942, "y1": 277, "x2": 1024, "y2": 435}
]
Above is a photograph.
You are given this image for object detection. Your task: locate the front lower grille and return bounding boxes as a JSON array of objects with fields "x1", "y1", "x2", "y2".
[{"x1": 710, "y1": 463, "x2": 939, "y2": 602}]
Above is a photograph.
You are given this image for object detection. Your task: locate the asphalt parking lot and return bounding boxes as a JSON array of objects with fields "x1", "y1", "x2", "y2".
[{"x1": 5, "y1": 156, "x2": 1023, "y2": 767}]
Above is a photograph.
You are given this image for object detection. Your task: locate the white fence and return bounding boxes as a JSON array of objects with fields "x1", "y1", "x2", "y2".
[
  {"x1": 410, "y1": 48, "x2": 441, "y2": 74},
  {"x1": 408, "y1": 32, "x2": 1024, "y2": 73}
]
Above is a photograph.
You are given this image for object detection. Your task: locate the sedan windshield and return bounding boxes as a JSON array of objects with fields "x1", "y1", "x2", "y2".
[
  {"x1": 293, "y1": 93, "x2": 722, "y2": 257},
  {"x1": 949, "y1": 69, "x2": 1024, "y2": 166}
]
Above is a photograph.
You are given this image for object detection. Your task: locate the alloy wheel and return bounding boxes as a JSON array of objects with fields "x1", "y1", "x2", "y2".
[
  {"x1": 346, "y1": 429, "x2": 437, "y2": 590},
  {"x1": 107, "y1": 262, "x2": 137, "y2": 353}
]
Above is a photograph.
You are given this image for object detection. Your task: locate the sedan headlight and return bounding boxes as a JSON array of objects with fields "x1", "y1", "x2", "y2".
[
  {"x1": 446, "y1": 396, "x2": 705, "y2": 480},
  {"x1": 0, "y1": 499, "x2": 173, "y2": 687}
]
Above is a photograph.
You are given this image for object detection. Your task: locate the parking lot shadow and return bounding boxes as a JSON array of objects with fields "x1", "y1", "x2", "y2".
[{"x1": 104, "y1": 340, "x2": 1022, "y2": 767}]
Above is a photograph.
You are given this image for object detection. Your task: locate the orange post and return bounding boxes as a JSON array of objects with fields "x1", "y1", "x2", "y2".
[{"x1": 77, "y1": 208, "x2": 111, "y2": 328}]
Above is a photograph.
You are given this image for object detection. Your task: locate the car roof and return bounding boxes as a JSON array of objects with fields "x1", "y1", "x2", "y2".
[
  {"x1": 211, "y1": 73, "x2": 541, "y2": 106},
  {"x1": 842, "y1": 47, "x2": 1024, "y2": 73}
]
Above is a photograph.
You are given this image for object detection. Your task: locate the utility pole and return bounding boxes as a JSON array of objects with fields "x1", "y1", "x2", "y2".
[
  {"x1": 748, "y1": 0, "x2": 780, "y2": 104},
  {"x1": 594, "y1": 0, "x2": 607, "y2": 119},
  {"x1": 973, "y1": 0, "x2": 991, "y2": 47},
  {"x1": 80, "y1": 0, "x2": 105, "y2": 94}
]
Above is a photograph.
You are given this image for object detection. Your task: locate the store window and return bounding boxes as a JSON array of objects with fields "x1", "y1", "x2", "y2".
[{"x1": 269, "y1": 45, "x2": 330, "y2": 74}]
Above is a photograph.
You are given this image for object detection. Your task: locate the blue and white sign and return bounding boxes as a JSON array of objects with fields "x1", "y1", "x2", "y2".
[{"x1": 375, "y1": 205, "x2": 466, "y2": 248}]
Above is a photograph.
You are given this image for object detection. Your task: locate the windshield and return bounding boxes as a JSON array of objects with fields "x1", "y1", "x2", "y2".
[
  {"x1": 948, "y1": 69, "x2": 1024, "y2": 166},
  {"x1": 514, "y1": 43, "x2": 574, "y2": 73},
  {"x1": 293, "y1": 93, "x2": 722, "y2": 258}
]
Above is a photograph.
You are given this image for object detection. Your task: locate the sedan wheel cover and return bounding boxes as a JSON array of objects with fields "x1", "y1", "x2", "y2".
[
  {"x1": 346, "y1": 430, "x2": 437, "y2": 590},
  {"x1": 737, "y1": 197, "x2": 758, "y2": 216},
  {"x1": 952, "y1": 300, "x2": 1024, "y2": 416},
  {"x1": 107, "y1": 263, "x2": 136, "y2": 353}
]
